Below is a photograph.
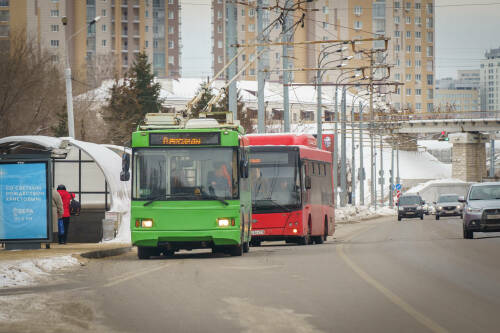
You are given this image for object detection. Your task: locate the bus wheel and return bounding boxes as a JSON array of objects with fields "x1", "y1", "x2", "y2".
[
  {"x1": 230, "y1": 244, "x2": 243, "y2": 256},
  {"x1": 137, "y1": 246, "x2": 154, "y2": 260},
  {"x1": 243, "y1": 240, "x2": 250, "y2": 253},
  {"x1": 230, "y1": 233, "x2": 244, "y2": 256},
  {"x1": 163, "y1": 249, "x2": 175, "y2": 257},
  {"x1": 250, "y1": 240, "x2": 261, "y2": 247}
]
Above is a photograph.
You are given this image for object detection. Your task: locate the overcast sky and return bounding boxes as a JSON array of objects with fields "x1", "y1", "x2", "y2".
[{"x1": 180, "y1": 0, "x2": 500, "y2": 80}]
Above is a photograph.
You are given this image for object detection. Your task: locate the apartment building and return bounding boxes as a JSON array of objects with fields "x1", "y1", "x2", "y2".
[
  {"x1": 1, "y1": 0, "x2": 180, "y2": 87},
  {"x1": 480, "y1": 47, "x2": 500, "y2": 112},
  {"x1": 211, "y1": 0, "x2": 435, "y2": 114}
]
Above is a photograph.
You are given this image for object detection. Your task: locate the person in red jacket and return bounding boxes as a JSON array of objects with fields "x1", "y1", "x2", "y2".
[{"x1": 57, "y1": 184, "x2": 75, "y2": 244}]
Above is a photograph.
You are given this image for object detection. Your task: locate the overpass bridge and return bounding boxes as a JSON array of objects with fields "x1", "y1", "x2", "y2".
[{"x1": 375, "y1": 111, "x2": 500, "y2": 183}]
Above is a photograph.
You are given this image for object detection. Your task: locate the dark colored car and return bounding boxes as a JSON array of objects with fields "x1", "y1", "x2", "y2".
[
  {"x1": 462, "y1": 182, "x2": 500, "y2": 239},
  {"x1": 434, "y1": 194, "x2": 463, "y2": 220},
  {"x1": 397, "y1": 194, "x2": 425, "y2": 221}
]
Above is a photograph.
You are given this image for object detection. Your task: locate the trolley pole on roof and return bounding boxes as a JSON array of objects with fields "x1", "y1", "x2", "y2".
[
  {"x1": 316, "y1": 69, "x2": 322, "y2": 149},
  {"x1": 282, "y1": 0, "x2": 291, "y2": 132},
  {"x1": 226, "y1": 1, "x2": 237, "y2": 119},
  {"x1": 390, "y1": 139, "x2": 395, "y2": 208},
  {"x1": 379, "y1": 134, "x2": 384, "y2": 206},
  {"x1": 257, "y1": 0, "x2": 265, "y2": 133}
]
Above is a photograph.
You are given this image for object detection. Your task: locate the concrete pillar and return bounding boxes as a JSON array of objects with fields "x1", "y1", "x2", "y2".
[{"x1": 450, "y1": 133, "x2": 488, "y2": 182}]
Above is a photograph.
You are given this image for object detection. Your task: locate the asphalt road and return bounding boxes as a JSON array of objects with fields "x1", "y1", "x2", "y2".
[{"x1": 2, "y1": 214, "x2": 500, "y2": 333}]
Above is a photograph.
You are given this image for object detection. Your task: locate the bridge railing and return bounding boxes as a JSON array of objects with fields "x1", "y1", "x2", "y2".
[{"x1": 375, "y1": 111, "x2": 500, "y2": 123}]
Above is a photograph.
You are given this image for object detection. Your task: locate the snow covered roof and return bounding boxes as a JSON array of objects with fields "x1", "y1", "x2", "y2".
[
  {"x1": 0, "y1": 136, "x2": 130, "y2": 213},
  {"x1": 76, "y1": 77, "x2": 365, "y2": 108}
]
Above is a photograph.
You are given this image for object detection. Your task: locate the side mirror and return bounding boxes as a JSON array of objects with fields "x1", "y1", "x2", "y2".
[
  {"x1": 120, "y1": 154, "x2": 130, "y2": 181},
  {"x1": 458, "y1": 196, "x2": 465, "y2": 203},
  {"x1": 240, "y1": 159, "x2": 249, "y2": 178},
  {"x1": 304, "y1": 176, "x2": 312, "y2": 189}
]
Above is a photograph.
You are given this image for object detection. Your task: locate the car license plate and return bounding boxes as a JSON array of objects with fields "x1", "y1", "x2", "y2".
[
  {"x1": 487, "y1": 214, "x2": 500, "y2": 219},
  {"x1": 251, "y1": 230, "x2": 265, "y2": 235},
  {"x1": 407, "y1": 212, "x2": 414, "y2": 215}
]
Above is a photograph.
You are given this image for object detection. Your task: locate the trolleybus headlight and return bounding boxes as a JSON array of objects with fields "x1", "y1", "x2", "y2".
[
  {"x1": 141, "y1": 219, "x2": 154, "y2": 228},
  {"x1": 293, "y1": 229, "x2": 298, "y2": 233},
  {"x1": 217, "y1": 218, "x2": 231, "y2": 227}
]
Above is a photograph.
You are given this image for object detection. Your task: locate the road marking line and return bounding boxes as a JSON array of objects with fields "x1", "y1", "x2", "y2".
[
  {"x1": 337, "y1": 225, "x2": 449, "y2": 333},
  {"x1": 102, "y1": 264, "x2": 169, "y2": 288}
]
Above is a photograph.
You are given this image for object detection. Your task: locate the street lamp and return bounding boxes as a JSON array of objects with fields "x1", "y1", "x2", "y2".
[{"x1": 62, "y1": 16, "x2": 101, "y2": 138}]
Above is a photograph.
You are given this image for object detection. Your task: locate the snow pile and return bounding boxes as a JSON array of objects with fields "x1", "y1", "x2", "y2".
[
  {"x1": 406, "y1": 178, "x2": 466, "y2": 194},
  {"x1": 335, "y1": 205, "x2": 395, "y2": 223},
  {"x1": 0, "y1": 255, "x2": 79, "y2": 289}
]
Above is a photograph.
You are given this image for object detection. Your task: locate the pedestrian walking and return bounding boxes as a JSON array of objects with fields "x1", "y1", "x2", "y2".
[
  {"x1": 52, "y1": 188, "x2": 63, "y2": 237},
  {"x1": 57, "y1": 185, "x2": 75, "y2": 244}
]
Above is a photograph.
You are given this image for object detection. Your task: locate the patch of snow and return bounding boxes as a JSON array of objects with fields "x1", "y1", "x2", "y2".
[
  {"x1": 336, "y1": 205, "x2": 395, "y2": 223},
  {"x1": 0, "y1": 255, "x2": 79, "y2": 289}
]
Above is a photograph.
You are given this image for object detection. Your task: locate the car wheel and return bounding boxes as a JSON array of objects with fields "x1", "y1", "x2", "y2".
[
  {"x1": 436, "y1": 215, "x2": 440, "y2": 220},
  {"x1": 398, "y1": 215, "x2": 402, "y2": 221},
  {"x1": 463, "y1": 227, "x2": 473, "y2": 239}
]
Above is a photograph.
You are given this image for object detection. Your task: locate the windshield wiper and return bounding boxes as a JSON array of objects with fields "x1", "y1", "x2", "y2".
[
  {"x1": 143, "y1": 194, "x2": 171, "y2": 206},
  {"x1": 257, "y1": 199, "x2": 291, "y2": 212},
  {"x1": 143, "y1": 193, "x2": 192, "y2": 206},
  {"x1": 200, "y1": 190, "x2": 229, "y2": 206}
]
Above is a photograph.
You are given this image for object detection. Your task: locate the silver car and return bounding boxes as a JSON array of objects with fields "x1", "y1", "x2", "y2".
[
  {"x1": 434, "y1": 194, "x2": 463, "y2": 220},
  {"x1": 461, "y1": 182, "x2": 500, "y2": 239}
]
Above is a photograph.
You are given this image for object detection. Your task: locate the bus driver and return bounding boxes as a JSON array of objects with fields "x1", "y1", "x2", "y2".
[{"x1": 208, "y1": 161, "x2": 232, "y2": 197}]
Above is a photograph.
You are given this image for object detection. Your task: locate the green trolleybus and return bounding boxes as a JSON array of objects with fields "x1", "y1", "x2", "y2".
[{"x1": 121, "y1": 114, "x2": 252, "y2": 259}]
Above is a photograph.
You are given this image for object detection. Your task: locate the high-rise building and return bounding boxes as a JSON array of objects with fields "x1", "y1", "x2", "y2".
[
  {"x1": 1, "y1": 0, "x2": 180, "y2": 87},
  {"x1": 211, "y1": 0, "x2": 435, "y2": 114},
  {"x1": 480, "y1": 47, "x2": 500, "y2": 111},
  {"x1": 435, "y1": 69, "x2": 480, "y2": 112}
]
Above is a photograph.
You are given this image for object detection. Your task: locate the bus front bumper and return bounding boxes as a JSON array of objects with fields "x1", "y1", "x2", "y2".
[{"x1": 131, "y1": 229, "x2": 241, "y2": 248}]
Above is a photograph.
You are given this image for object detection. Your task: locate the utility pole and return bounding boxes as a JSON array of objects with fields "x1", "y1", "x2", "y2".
[
  {"x1": 226, "y1": 1, "x2": 237, "y2": 119},
  {"x1": 340, "y1": 87, "x2": 347, "y2": 207},
  {"x1": 369, "y1": 52, "x2": 375, "y2": 207},
  {"x1": 490, "y1": 138, "x2": 495, "y2": 177},
  {"x1": 379, "y1": 134, "x2": 384, "y2": 206},
  {"x1": 316, "y1": 69, "x2": 323, "y2": 149},
  {"x1": 390, "y1": 139, "x2": 395, "y2": 208},
  {"x1": 333, "y1": 88, "x2": 339, "y2": 208},
  {"x1": 351, "y1": 100, "x2": 356, "y2": 205},
  {"x1": 396, "y1": 140, "x2": 400, "y2": 185},
  {"x1": 282, "y1": 0, "x2": 291, "y2": 132},
  {"x1": 359, "y1": 101, "x2": 365, "y2": 206},
  {"x1": 257, "y1": 0, "x2": 265, "y2": 133}
]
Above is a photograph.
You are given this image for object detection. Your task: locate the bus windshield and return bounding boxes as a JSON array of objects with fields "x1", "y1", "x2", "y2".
[
  {"x1": 250, "y1": 150, "x2": 300, "y2": 211},
  {"x1": 132, "y1": 147, "x2": 238, "y2": 201}
]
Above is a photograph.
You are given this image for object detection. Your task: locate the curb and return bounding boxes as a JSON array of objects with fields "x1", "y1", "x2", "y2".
[{"x1": 79, "y1": 246, "x2": 132, "y2": 259}]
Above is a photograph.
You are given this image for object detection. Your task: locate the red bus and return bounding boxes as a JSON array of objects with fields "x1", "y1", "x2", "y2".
[{"x1": 248, "y1": 134, "x2": 335, "y2": 246}]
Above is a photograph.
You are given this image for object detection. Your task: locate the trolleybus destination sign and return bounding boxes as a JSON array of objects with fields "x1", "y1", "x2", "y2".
[{"x1": 149, "y1": 132, "x2": 221, "y2": 146}]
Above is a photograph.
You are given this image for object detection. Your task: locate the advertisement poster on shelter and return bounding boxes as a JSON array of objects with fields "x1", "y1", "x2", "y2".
[{"x1": 0, "y1": 162, "x2": 49, "y2": 240}]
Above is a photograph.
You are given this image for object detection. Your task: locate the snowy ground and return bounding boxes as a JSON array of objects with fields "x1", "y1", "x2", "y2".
[
  {"x1": 0, "y1": 255, "x2": 80, "y2": 289},
  {"x1": 335, "y1": 205, "x2": 396, "y2": 223}
]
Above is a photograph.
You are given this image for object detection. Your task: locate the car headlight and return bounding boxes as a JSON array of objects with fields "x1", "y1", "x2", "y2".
[
  {"x1": 467, "y1": 207, "x2": 481, "y2": 213},
  {"x1": 437, "y1": 206, "x2": 442, "y2": 210}
]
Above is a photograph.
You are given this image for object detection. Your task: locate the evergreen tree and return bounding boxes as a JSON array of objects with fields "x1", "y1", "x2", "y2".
[
  {"x1": 51, "y1": 104, "x2": 68, "y2": 137},
  {"x1": 131, "y1": 52, "x2": 162, "y2": 113},
  {"x1": 218, "y1": 89, "x2": 253, "y2": 133},
  {"x1": 103, "y1": 52, "x2": 163, "y2": 144},
  {"x1": 190, "y1": 81, "x2": 217, "y2": 118}
]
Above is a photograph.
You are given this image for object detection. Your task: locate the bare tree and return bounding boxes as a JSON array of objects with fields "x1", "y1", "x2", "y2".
[{"x1": 0, "y1": 30, "x2": 66, "y2": 137}]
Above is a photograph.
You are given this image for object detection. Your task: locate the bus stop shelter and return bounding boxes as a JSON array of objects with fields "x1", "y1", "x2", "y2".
[{"x1": 0, "y1": 136, "x2": 130, "y2": 242}]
